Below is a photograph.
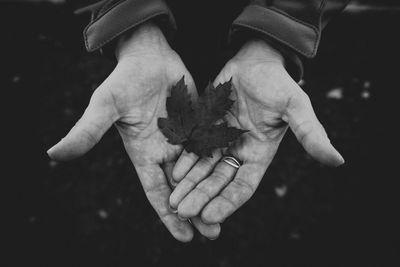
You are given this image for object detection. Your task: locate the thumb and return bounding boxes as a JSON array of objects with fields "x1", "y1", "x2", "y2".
[
  {"x1": 47, "y1": 89, "x2": 118, "y2": 161},
  {"x1": 284, "y1": 89, "x2": 344, "y2": 167}
]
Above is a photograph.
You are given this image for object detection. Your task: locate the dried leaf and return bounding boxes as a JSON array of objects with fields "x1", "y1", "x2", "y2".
[{"x1": 158, "y1": 77, "x2": 247, "y2": 157}]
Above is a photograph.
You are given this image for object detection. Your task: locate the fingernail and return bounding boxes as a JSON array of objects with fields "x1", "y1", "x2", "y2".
[
  {"x1": 169, "y1": 179, "x2": 178, "y2": 188},
  {"x1": 169, "y1": 204, "x2": 178, "y2": 214}
]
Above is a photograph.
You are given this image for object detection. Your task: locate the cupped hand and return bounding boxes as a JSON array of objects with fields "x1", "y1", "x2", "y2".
[
  {"x1": 47, "y1": 23, "x2": 220, "y2": 242},
  {"x1": 169, "y1": 40, "x2": 344, "y2": 223}
]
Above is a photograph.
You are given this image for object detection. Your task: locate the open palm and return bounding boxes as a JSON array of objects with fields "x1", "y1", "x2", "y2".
[
  {"x1": 170, "y1": 40, "x2": 344, "y2": 224},
  {"x1": 47, "y1": 23, "x2": 220, "y2": 242}
]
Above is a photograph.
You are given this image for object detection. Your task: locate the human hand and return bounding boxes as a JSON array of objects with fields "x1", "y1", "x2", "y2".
[
  {"x1": 47, "y1": 22, "x2": 220, "y2": 242},
  {"x1": 169, "y1": 39, "x2": 344, "y2": 224}
]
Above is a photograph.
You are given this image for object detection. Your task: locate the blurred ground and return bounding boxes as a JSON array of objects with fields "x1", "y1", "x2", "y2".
[{"x1": 2, "y1": 1, "x2": 399, "y2": 267}]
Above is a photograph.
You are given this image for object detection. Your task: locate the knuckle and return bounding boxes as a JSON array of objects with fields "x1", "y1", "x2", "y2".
[
  {"x1": 297, "y1": 120, "x2": 314, "y2": 137},
  {"x1": 212, "y1": 169, "x2": 229, "y2": 183},
  {"x1": 80, "y1": 124, "x2": 101, "y2": 145},
  {"x1": 194, "y1": 187, "x2": 211, "y2": 201},
  {"x1": 223, "y1": 179, "x2": 255, "y2": 206},
  {"x1": 232, "y1": 178, "x2": 255, "y2": 195},
  {"x1": 145, "y1": 182, "x2": 169, "y2": 196},
  {"x1": 178, "y1": 203, "x2": 197, "y2": 218},
  {"x1": 201, "y1": 206, "x2": 219, "y2": 224},
  {"x1": 296, "y1": 120, "x2": 320, "y2": 144},
  {"x1": 200, "y1": 156, "x2": 215, "y2": 166},
  {"x1": 183, "y1": 177, "x2": 197, "y2": 187},
  {"x1": 159, "y1": 212, "x2": 172, "y2": 222},
  {"x1": 219, "y1": 194, "x2": 238, "y2": 210}
]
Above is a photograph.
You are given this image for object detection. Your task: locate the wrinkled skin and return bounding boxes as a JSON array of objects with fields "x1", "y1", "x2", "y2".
[
  {"x1": 170, "y1": 40, "x2": 344, "y2": 224},
  {"x1": 47, "y1": 23, "x2": 220, "y2": 242}
]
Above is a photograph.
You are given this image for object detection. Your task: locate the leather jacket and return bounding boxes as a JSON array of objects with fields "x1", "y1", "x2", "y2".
[{"x1": 78, "y1": 0, "x2": 350, "y2": 81}]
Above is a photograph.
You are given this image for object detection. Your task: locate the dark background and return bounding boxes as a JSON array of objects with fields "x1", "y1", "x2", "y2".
[{"x1": 2, "y1": 0, "x2": 399, "y2": 266}]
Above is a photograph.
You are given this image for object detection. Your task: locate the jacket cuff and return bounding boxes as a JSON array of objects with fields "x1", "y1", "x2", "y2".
[
  {"x1": 82, "y1": 0, "x2": 176, "y2": 52},
  {"x1": 232, "y1": 4, "x2": 320, "y2": 58}
]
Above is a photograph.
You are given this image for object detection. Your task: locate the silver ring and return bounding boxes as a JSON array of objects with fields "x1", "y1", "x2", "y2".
[{"x1": 222, "y1": 156, "x2": 241, "y2": 169}]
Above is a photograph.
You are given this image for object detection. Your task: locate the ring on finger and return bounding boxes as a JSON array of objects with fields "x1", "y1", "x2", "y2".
[{"x1": 221, "y1": 156, "x2": 241, "y2": 169}]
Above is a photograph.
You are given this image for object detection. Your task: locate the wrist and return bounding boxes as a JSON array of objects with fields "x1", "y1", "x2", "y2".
[
  {"x1": 115, "y1": 22, "x2": 173, "y2": 60},
  {"x1": 234, "y1": 39, "x2": 285, "y2": 66}
]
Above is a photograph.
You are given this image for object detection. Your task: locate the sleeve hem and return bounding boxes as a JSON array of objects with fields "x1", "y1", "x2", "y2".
[
  {"x1": 83, "y1": 0, "x2": 176, "y2": 52},
  {"x1": 232, "y1": 4, "x2": 320, "y2": 58}
]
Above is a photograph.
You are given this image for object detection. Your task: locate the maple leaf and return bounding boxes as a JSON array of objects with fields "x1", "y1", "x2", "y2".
[
  {"x1": 186, "y1": 123, "x2": 247, "y2": 157},
  {"x1": 158, "y1": 76, "x2": 196, "y2": 144},
  {"x1": 194, "y1": 79, "x2": 234, "y2": 127},
  {"x1": 158, "y1": 76, "x2": 247, "y2": 157}
]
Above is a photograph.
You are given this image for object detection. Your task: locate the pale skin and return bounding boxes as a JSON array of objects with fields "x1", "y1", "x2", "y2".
[
  {"x1": 47, "y1": 22, "x2": 220, "y2": 242},
  {"x1": 170, "y1": 40, "x2": 345, "y2": 224},
  {"x1": 47, "y1": 22, "x2": 344, "y2": 241}
]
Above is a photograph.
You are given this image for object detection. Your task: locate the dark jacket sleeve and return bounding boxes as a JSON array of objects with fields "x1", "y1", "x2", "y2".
[
  {"x1": 231, "y1": 0, "x2": 351, "y2": 81},
  {"x1": 78, "y1": 0, "x2": 176, "y2": 52}
]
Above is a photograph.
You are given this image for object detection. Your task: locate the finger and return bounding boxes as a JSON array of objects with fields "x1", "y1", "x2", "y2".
[
  {"x1": 284, "y1": 90, "x2": 344, "y2": 167},
  {"x1": 172, "y1": 150, "x2": 199, "y2": 182},
  {"x1": 190, "y1": 217, "x2": 221, "y2": 240},
  {"x1": 201, "y1": 162, "x2": 266, "y2": 224},
  {"x1": 136, "y1": 164, "x2": 194, "y2": 242},
  {"x1": 47, "y1": 89, "x2": 118, "y2": 161},
  {"x1": 163, "y1": 162, "x2": 221, "y2": 240},
  {"x1": 167, "y1": 73, "x2": 199, "y2": 182},
  {"x1": 169, "y1": 149, "x2": 222, "y2": 209},
  {"x1": 177, "y1": 159, "x2": 238, "y2": 219},
  {"x1": 163, "y1": 161, "x2": 179, "y2": 189}
]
